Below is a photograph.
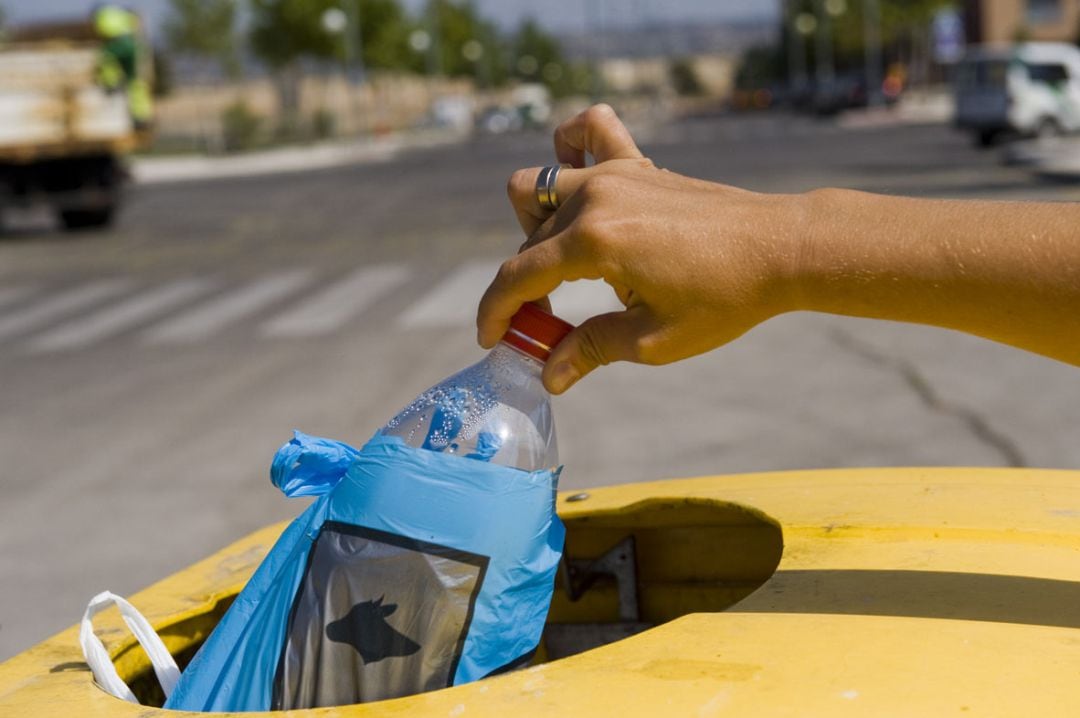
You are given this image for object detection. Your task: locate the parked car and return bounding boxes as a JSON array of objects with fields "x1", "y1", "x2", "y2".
[
  {"x1": 475, "y1": 104, "x2": 524, "y2": 135},
  {"x1": 954, "y1": 42, "x2": 1080, "y2": 147},
  {"x1": 811, "y1": 74, "x2": 869, "y2": 116}
]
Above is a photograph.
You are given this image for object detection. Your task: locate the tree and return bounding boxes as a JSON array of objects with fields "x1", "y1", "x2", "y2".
[
  {"x1": 670, "y1": 58, "x2": 704, "y2": 96},
  {"x1": 164, "y1": 0, "x2": 242, "y2": 151},
  {"x1": 510, "y1": 18, "x2": 579, "y2": 96},
  {"x1": 248, "y1": 0, "x2": 339, "y2": 70},
  {"x1": 250, "y1": 0, "x2": 418, "y2": 73},
  {"x1": 248, "y1": 0, "x2": 426, "y2": 135},
  {"x1": 248, "y1": 0, "x2": 341, "y2": 134},
  {"x1": 164, "y1": 0, "x2": 240, "y2": 78},
  {"x1": 354, "y1": 0, "x2": 415, "y2": 71},
  {"x1": 152, "y1": 48, "x2": 175, "y2": 97},
  {"x1": 736, "y1": 45, "x2": 784, "y2": 90},
  {"x1": 800, "y1": 0, "x2": 952, "y2": 57},
  {"x1": 783, "y1": 0, "x2": 952, "y2": 83},
  {"x1": 511, "y1": 18, "x2": 560, "y2": 81},
  {"x1": 422, "y1": 0, "x2": 506, "y2": 86}
]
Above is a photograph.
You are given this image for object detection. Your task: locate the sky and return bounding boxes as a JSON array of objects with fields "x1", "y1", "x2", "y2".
[{"x1": 1, "y1": 0, "x2": 778, "y2": 35}]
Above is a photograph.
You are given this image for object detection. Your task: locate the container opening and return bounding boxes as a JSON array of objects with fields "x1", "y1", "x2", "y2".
[
  {"x1": 119, "y1": 497, "x2": 783, "y2": 707},
  {"x1": 542, "y1": 498, "x2": 783, "y2": 661}
]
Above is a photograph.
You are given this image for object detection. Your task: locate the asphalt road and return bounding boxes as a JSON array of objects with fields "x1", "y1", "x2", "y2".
[{"x1": 2, "y1": 113, "x2": 1079, "y2": 661}]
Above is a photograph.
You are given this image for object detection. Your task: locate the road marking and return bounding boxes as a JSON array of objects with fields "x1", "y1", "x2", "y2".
[
  {"x1": 548, "y1": 280, "x2": 624, "y2": 324},
  {"x1": 397, "y1": 261, "x2": 625, "y2": 330},
  {"x1": 143, "y1": 270, "x2": 313, "y2": 344},
  {"x1": 397, "y1": 260, "x2": 502, "y2": 329},
  {"x1": 27, "y1": 279, "x2": 213, "y2": 353},
  {"x1": 261, "y1": 264, "x2": 410, "y2": 338},
  {"x1": 0, "y1": 280, "x2": 132, "y2": 342},
  {"x1": 0, "y1": 285, "x2": 37, "y2": 310}
]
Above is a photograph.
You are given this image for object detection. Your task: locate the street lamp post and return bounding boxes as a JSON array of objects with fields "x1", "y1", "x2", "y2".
[
  {"x1": 863, "y1": 0, "x2": 883, "y2": 106},
  {"x1": 795, "y1": 11, "x2": 817, "y2": 99},
  {"x1": 323, "y1": 2, "x2": 365, "y2": 85},
  {"x1": 428, "y1": 2, "x2": 443, "y2": 77},
  {"x1": 345, "y1": 0, "x2": 365, "y2": 86},
  {"x1": 409, "y1": 29, "x2": 433, "y2": 74},
  {"x1": 322, "y1": 4, "x2": 366, "y2": 135},
  {"x1": 585, "y1": 0, "x2": 604, "y2": 102},
  {"x1": 786, "y1": 0, "x2": 808, "y2": 92},
  {"x1": 462, "y1": 38, "x2": 486, "y2": 88},
  {"x1": 814, "y1": 0, "x2": 838, "y2": 88}
]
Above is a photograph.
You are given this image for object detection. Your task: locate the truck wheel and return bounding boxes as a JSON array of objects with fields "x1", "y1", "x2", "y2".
[
  {"x1": 58, "y1": 207, "x2": 115, "y2": 231},
  {"x1": 1035, "y1": 118, "x2": 1061, "y2": 140},
  {"x1": 975, "y1": 130, "x2": 997, "y2": 148}
]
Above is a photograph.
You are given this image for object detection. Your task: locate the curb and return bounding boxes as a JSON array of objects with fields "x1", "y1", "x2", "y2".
[
  {"x1": 838, "y1": 91, "x2": 953, "y2": 130},
  {"x1": 1005, "y1": 136, "x2": 1080, "y2": 179},
  {"x1": 131, "y1": 129, "x2": 467, "y2": 186},
  {"x1": 997, "y1": 134, "x2": 1080, "y2": 179}
]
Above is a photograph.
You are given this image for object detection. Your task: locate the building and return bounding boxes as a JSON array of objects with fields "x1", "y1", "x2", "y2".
[{"x1": 964, "y1": 0, "x2": 1080, "y2": 43}]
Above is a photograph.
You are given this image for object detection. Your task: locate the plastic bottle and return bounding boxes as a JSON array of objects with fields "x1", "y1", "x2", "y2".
[
  {"x1": 380, "y1": 302, "x2": 573, "y2": 471},
  {"x1": 165, "y1": 305, "x2": 574, "y2": 713}
]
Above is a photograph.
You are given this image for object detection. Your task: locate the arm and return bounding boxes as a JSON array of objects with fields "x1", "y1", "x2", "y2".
[
  {"x1": 478, "y1": 104, "x2": 1080, "y2": 394},
  {"x1": 798, "y1": 189, "x2": 1080, "y2": 367}
]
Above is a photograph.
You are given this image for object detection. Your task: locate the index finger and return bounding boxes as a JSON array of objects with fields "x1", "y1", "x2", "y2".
[
  {"x1": 476, "y1": 233, "x2": 593, "y2": 348},
  {"x1": 554, "y1": 103, "x2": 643, "y2": 168}
]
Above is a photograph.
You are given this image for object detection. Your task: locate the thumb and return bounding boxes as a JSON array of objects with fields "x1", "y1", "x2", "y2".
[{"x1": 542, "y1": 309, "x2": 654, "y2": 394}]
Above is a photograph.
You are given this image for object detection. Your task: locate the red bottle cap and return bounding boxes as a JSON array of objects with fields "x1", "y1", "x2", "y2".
[{"x1": 501, "y1": 302, "x2": 575, "y2": 362}]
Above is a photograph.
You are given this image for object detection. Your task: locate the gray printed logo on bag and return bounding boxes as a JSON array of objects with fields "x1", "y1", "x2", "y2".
[{"x1": 273, "y1": 522, "x2": 489, "y2": 708}]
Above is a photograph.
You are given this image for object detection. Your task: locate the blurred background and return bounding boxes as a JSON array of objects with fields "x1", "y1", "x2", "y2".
[{"x1": 2, "y1": 0, "x2": 1080, "y2": 662}]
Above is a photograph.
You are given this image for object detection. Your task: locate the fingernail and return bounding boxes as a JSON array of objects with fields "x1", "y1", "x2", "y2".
[{"x1": 548, "y1": 362, "x2": 580, "y2": 394}]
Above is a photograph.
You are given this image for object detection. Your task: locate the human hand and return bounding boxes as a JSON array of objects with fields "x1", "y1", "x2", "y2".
[{"x1": 478, "y1": 104, "x2": 805, "y2": 394}]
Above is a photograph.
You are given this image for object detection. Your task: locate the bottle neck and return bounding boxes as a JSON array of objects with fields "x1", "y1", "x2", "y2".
[
  {"x1": 499, "y1": 327, "x2": 553, "y2": 365},
  {"x1": 495, "y1": 339, "x2": 547, "y2": 373}
]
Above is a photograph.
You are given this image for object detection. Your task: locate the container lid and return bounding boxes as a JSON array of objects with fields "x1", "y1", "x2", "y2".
[{"x1": 501, "y1": 302, "x2": 574, "y2": 362}]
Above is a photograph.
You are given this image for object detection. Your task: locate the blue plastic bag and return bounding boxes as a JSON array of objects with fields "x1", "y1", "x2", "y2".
[{"x1": 165, "y1": 431, "x2": 564, "y2": 711}]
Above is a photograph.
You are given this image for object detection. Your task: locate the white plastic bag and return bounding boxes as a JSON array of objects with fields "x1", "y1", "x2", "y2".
[{"x1": 79, "y1": 590, "x2": 180, "y2": 703}]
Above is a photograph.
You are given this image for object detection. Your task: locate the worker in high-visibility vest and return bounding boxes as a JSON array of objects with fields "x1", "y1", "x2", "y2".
[{"x1": 93, "y1": 4, "x2": 153, "y2": 129}]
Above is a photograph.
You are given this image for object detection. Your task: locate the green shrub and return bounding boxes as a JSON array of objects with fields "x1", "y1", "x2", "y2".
[
  {"x1": 312, "y1": 108, "x2": 337, "y2": 140},
  {"x1": 221, "y1": 100, "x2": 262, "y2": 152},
  {"x1": 670, "y1": 58, "x2": 704, "y2": 96}
]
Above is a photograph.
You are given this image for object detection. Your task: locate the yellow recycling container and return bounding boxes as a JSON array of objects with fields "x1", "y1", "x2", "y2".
[{"x1": 2, "y1": 466, "x2": 1079, "y2": 716}]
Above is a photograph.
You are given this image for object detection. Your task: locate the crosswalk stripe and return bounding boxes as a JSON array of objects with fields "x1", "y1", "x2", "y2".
[
  {"x1": 27, "y1": 279, "x2": 213, "y2": 353},
  {"x1": 397, "y1": 260, "x2": 501, "y2": 329},
  {"x1": 143, "y1": 270, "x2": 313, "y2": 344},
  {"x1": 261, "y1": 264, "x2": 410, "y2": 338},
  {"x1": 0, "y1": 285, "x2": 37, "y2": 310},
  {"x1": 0, "y1": 280, "x2": 132, "y2": 342},
  {"x1": 397, "y1": 261, "x2": 625, "y2": 330},
  {"x1": 548, "y1": 280, "x2": 624, "y2": 324}
]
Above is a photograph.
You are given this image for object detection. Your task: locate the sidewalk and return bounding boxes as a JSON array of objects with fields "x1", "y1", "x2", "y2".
[
  {"x1": 131, "y1": 128, "x2": 467, "y2": 185},
  {"x1": 838, "y1": 88, "x2": 953, "y2": 130},
  {"x1": 1018, "y1": 137, "x2": 1080, "y2": 181}
]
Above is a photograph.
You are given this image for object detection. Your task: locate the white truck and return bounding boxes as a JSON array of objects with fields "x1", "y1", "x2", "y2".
[
  {"x1": 954, "y1": 42, "x2": 1080, "y2": 147},
  {"x1": 0, "y1": 21, "x2": 151, "y2": 230}
]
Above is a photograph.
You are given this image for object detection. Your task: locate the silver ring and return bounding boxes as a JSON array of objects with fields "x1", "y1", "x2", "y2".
[{"x1": 536, "y1": 164, "x2": 561, "y2": 211}]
